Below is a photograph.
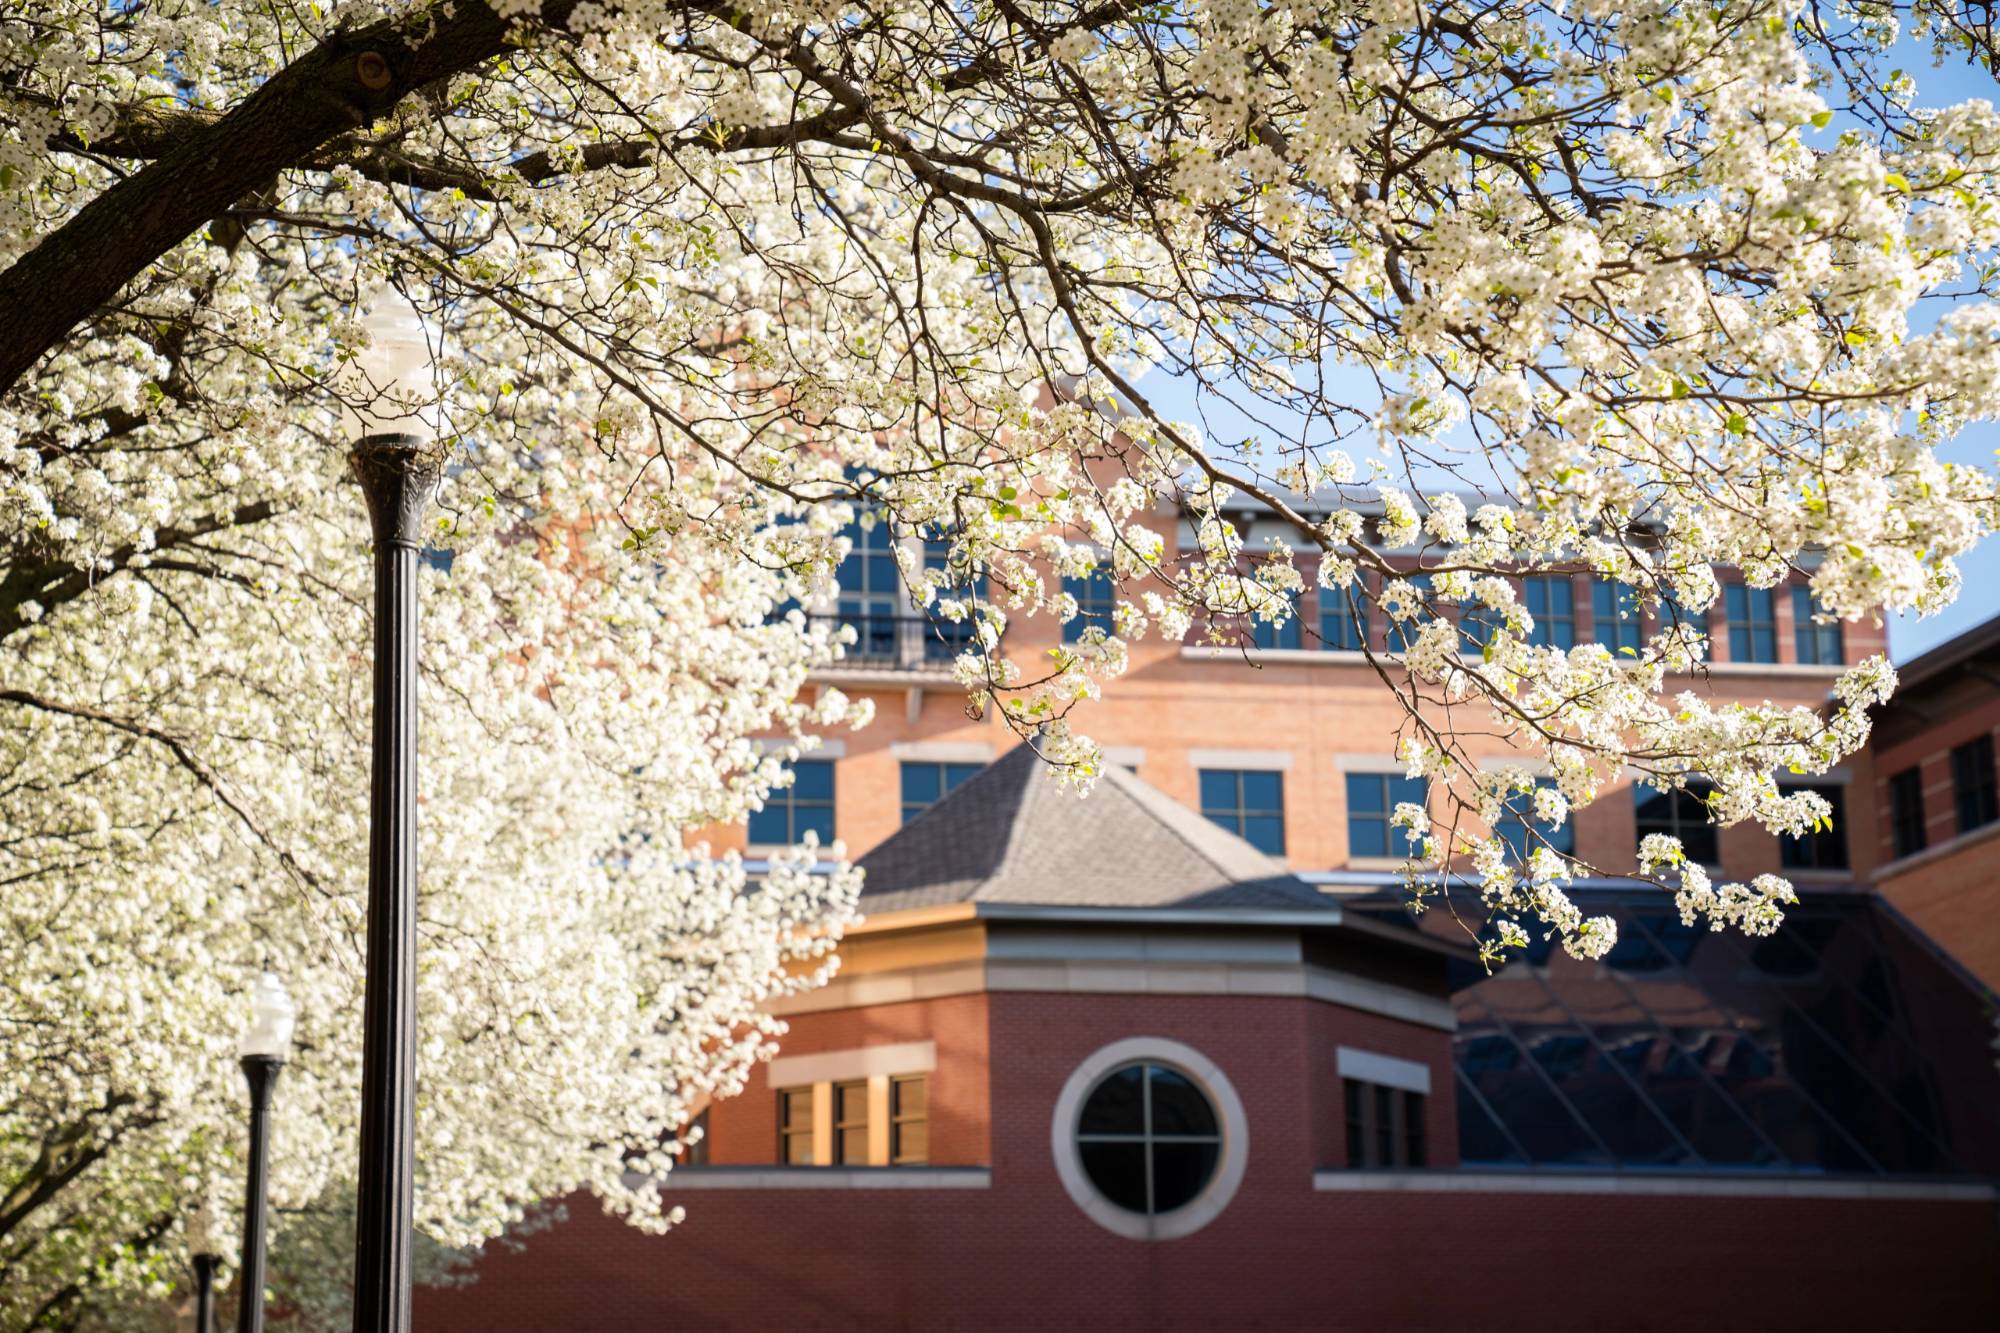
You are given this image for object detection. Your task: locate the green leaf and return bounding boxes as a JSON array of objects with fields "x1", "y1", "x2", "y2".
[{"x1": 1811, "y1": 110, "x2": 1833, "y2": 129}]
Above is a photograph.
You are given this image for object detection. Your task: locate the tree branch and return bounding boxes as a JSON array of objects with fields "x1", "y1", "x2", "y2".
[{"x1": 0, "y1": 1, "x2": 556, "y2": 395}]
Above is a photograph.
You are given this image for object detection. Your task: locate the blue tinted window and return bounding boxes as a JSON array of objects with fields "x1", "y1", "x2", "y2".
[
  {"x1": 1319, "y1": 585, "x2": 1370, "y2": 651},
  {"x1": 922, "y1": 534, "x2": 986, "y2": 661},
  {"x1": 900, "y1": 760, "x2": 983, "y2": 824},
  {"x1": 1063, "y1": 568, "x2": 1117, "y2": 643},
  {"x1": 748, "y1": 760, "x2": 836, "y2": 845},
  {"x1": 1592, "y1": 579, "x2": 1644, "y2": 656},
  {"x1": 837, "y1": 513, "x2": 901, "y2": 661},
  {"x1": 1792, "y1": 587, "x2": 1843, "y2": 665},
  {"x1": 1250, "y1": 594, "x2": 1302, "y2": 650},
  {"x1": 1726, "y1": 583, "x2": 1777, "y2": 663},
  {"x1": 1199, "y1": 768, "x2": 1286, "y2": 855},
  {"x1": 1386, "y1": 573, "x2": 1433, "y2": 651},
  {"x1": 1524, "y1": 576, "x2": 1576, "y2": 650},
  {"x1": 1345, "y1": 773, "x2": 1425, "y2": 860}
]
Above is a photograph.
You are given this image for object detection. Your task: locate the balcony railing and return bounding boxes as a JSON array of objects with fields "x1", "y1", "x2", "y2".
[{"x1": 808, "y1": 612, "x2": 983, "y2": 673}]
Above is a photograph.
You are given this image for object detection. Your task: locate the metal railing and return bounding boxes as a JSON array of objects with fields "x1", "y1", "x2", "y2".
[{"x1": 808, "y1": 611, "x2": 984, "y2": 670}]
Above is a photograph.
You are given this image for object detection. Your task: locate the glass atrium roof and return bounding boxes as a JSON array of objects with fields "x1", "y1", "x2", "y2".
[{"x1": 1385, "y1": 892, "x2": 2000, "y2": 1177}]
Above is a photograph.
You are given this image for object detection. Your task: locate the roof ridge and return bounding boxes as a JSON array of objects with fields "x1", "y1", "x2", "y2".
[{"x1": 973, "y1": 744, "x2": 1048, "y2": 900}]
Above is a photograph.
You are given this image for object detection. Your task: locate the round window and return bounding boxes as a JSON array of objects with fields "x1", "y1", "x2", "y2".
[
  {"x1": 1075, "y1": 1062, "x2": 1222, "y2": 1215},
  {"x1": 1051, "y1": 1038, "x2": 1248, "y2": 1241}
]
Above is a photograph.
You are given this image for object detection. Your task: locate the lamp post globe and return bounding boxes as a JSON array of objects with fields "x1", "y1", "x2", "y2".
[
  {"x1": 342, "y1": 281, "x2": 442, "y2": 1333},
  {"x1": 236, "y1": 971, "x2": 293, "y2": 1333}
]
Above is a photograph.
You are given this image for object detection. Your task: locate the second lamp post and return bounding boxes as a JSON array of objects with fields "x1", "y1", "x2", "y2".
[{"x1": 237, "y1": 972, "x2": 295, "y2": 1333}]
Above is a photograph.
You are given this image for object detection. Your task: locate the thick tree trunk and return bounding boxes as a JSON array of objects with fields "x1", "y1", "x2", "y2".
[{"x1": 0, "y1": 3, "x2": 528, "y2": 395}]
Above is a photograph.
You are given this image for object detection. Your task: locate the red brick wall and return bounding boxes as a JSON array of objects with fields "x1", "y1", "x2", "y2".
[
  {"x1": 415, "y1": 986, "x2": 1993, "y2": 1330},
  {"x1": 1870, "y1": 692, "x2": 2000, "y2": 987},
  {"x1": 416, "y1": 1180, "x2": 1996, "y2": 1331}
]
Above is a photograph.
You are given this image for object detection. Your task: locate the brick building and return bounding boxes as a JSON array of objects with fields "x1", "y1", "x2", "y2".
[{"x1": 419, "y1": 502, "x2": 2000, "y2": 1330}]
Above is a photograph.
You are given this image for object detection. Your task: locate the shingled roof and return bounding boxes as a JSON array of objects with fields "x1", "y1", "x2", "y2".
[{"x1": 854, "y1": 745, "x2": 1337, "y2": 916}]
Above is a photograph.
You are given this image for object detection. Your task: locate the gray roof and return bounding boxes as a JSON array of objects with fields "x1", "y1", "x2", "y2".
[{"x1": 855, "y1": 745, "x2": 1337, "y2": 916}]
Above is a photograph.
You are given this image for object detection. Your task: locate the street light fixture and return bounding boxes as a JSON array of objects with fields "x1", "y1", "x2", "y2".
[
  {"x1": 341, "y1": 284, "x2": 441, "y2": 1333},
  {"x1": 236, "y1": 971, "x2": 295, "y2": 1333}
]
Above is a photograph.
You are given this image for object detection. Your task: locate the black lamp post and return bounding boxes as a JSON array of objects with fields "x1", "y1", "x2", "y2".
[
  {"x1": 190, "y1": 1252, "x2": 220, "y2": 1333},
  {"x1": 187, "y1": 1202, "x2": 221, "y2": 1333},
  {"x1": 341, "y1": 287, "x2": 440, "y2": 1333},
  {"x1": 236, "y1": 971, "x2": 295, "y2": 1333}
]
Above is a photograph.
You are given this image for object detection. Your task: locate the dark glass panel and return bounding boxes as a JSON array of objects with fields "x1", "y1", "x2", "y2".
[
  {"x1": 1456, "y1": 1004, "x2": 1607, "y2": 1165},
  {"x1": 1242, "y1": 816, "x2": 1285, "y2": 855},
  {"x1": 1199, "y1": 769, "x2": 1236, "y2": 811},
  {"x1": 1079, "y1": 1142, "x2": 1148, "y2": 1212},
  {"x1": 1346, "y1": 773, "x2": 1385, "y2": 812},
  {"x1": 1150, "y1": 1142, "x2": 1221, "y2": 1212},
  {"x1": 792, "y1": 760, "x2": 834, "y2": 800},
  {"x1": 1242, "y1": 769, "x2": 1283, "y2": 810},
  {"x1": 1147, "y1": 1067, "x2": 1219, "y2": 1137},
  {"x1": 1454, "y1": 1078, "x2": 1524, "y2": 1165},
  {"x1": 1078, "y1": 1064, "x2": 1146, "y2": 1135},
  {"x1": 900, "y1": 763, "x2": 941, "y2": 807},
  {"x1": 793, "y1": 805, "x2": 835, "y2": 842}
]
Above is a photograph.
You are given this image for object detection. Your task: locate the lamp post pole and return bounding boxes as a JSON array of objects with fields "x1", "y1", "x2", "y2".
[
  {"x1": 190, "y1": 1252, "x2": 220, "y2": 1333},
  {"x1": 347, "y1": 433, "x2": 436, "y2": 1333},
  {"x1": 236, "y1": 1056, "x2": 282, "y2": 1333},
  {"x1": 235, "y1": 972, "x2": 295, "y2": 1333}
]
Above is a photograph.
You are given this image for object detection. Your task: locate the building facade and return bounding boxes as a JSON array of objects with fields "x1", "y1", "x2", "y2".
[{"x1": 421, "y1": 512, "x2": 2000, "y2": 1331}]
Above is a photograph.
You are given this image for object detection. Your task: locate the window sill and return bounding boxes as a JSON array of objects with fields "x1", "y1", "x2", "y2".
[{"x1": 661, "y1": 1166, "x2": 990, "y2": 1190}]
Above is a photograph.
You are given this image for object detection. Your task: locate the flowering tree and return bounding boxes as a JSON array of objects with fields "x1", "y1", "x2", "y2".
[{"x1": 6, "y1": 0, "x2": 2000, "y2": 1323}]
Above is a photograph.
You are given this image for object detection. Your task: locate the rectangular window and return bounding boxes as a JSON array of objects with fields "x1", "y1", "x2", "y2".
[
  {"x1": 1726, "y1": 583, "x2": 1777, "y2": 663},
  {"x1": 1343, "y1": 1079, "x2": 1426, "y2": 1168},
  {"x1": 1524, "y1": 576, "x2": 1576, "y2": 651},
  {"x1": 837, "y1": 511, "x2": 902, "y2": 661},
  {"x1": 1386, "y1": 573, "x2": 1433, "y2": 652},
  {"x1": 1661, "y1": 590, "x2": 1709, "y2": 641},
  {"x1": 891, "y1": 1074, "x2": 930, "y2": 1166},
  {"x1": 1592, "y1": 579, "x2": 1644, "y2": 657},
  {"x1": 1062, "y1": 567, "x2": 1117, "y2": 643},
  {"x1": 1250, "y1": 593, "x2": 1303, "y2": 650},
  {"x1": 900, "y1": 760, "x2": 983, "y2": 824},
  {"x1": 921, "y1": 533, "x2": 987, "y2": 662},
  {"x1": 1320, "y1": 584, "x2": 1370, "y2": 652},
  {"x1": 1635, "y1": 781, "x2": 1720, "y2": 866},
  {"x1": 1345, "y1": 772, "x2": 1427, "y2": 860},
  {"x1": 778, "y1": 1087, "x2": 815, "y2": 1165},
  {"x1": 832, "y1": 1080, "x2": 869, "y2": 1165},
  {"x1": 747, "y1": 760, "x2": 835, "y2": 846},
  {"x1": 1951, "y1": 735, "x2": 1999, "y2": 835},
  {"x1": 1461, "y1": 600, "x2": 1507, "y2": 653},
  {"x1": 1779, "y1": 783, "x2": 1849, "y2": 871},
  {"x1": 1889, "y1": 766, "x2": 1927, "y2": 860},
  {"x1": 1791, "y1": 587, "x2": 1844, "y2": 665},
  {"x1": 1495, "y1": 779, "x2": 1576, "y2": 861},
  {"x1": 1199, "y1": 768, "x2": 1286, "y2": 855}
]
